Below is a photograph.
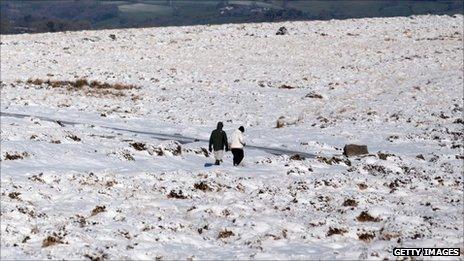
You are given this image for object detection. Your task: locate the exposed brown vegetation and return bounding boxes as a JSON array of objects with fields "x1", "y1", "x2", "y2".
[
  {"x1": 379, "y1": 231, "x2": 400, "y2": 241},
  {"x1": 91, "y1": 205, "x2": 106, "y2": 216},
  {"x1": 3, "y1": 152, "x2": 29, "y2": 160},
  {"x1": 218, "y1": 229, "x2": 235, "y2": 239},
  {"x1": 279, "y1": 84, "x2": 296, "y2": 89},
  {"x1": 75, "y1": 78, "x2": 89, "y2": 88},
  {"x1": 342, "y1": 198, "x2": 358, "y2": 207},
  {"x1": 194, "y1": 181, "x2": 212, "y2": 192},
  {"x1": 289, "y1": 154, "x2": 305, "y2": 161},
  {"x1": 130, "y1": 142, "x2": 146, "y2": 151},
  {"x1": 357, "y1": 211, "x2": 381, "y2": 222},
  {"x1": 121, "y1": 151, "x2": 135, "y2": 161},
  {"x1": 378, "y1": 152, "x2": 395, "y2": 160},
  {"x1": 327, "y1": 227, "x2": 347, "y2": 236},
  {"x1": 28, "y1": 173, "x2": 45, "y2": 183},
  {"x1": 152, "y1": 143, "x2": 182, "y2": 156},
  {"x1": 183, "y1": 147, "x2": 210, "y2": 157},
  {"x1": 167, "y1": 190, "x2": 187, "y2": 199},
  {"x1": 105, "y1": 180, "x2": 117, "y2": 188},
  {"x1": 317, "y1": 156, "x2": 351, "y2": 166},
  {"x1": 150, "y1": 148, "x2": 164, "y2": 156},
  {"x1": 28, "y1": 78, "x2": 44, "y2": 85},
  {"x1": 358, "y1": 232, "x2": 375, "y2": 242},
  {"x1": 67, "y1": 135, "x2": 81, "y2": 142},
  {"x1": 305, "y1": 92, "x2": 323, "y2": 99},
  {"x1": 24, "y1": 78, "x2": 138, "y2": 90},
  {"x1": 22, "y1": 236, "x2": 31, "y2": 243},
  {"x1": 42, "y1": 233, "x2": 64, "y2": 247},
  {"x1": 84, "y1": 250, "x2": 108, "y2": 261},
  {"x1": 20, "y1": 78, "x2": 140, "y2": 98},
  {"x1": 8, "y1": 192, "x2": 21, "y2": 199}
]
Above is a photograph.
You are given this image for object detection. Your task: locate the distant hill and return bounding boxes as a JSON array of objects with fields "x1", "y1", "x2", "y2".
[{"x1": 1, "y1": 0, "x2": 463, "y2": 34}]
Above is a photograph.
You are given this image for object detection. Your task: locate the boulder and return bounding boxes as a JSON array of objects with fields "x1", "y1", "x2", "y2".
[
  {"x1": 276, "y1": 26, "x2": 288, "y2": 35},
  {"x1": 343, "y1": 144, "x2": 368, "y2": 157}
]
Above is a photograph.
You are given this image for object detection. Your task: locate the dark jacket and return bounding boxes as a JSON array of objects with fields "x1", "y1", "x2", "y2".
[{"x1": 209, "y1": 122, "x2": 229, "y2": 151}]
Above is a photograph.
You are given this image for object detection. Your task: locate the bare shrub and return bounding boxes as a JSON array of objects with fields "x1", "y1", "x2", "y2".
[
  {"x1": 122, "y1": 151, "x2": 135, "y2": 161},
  {"x1": 4, "y1": 152, "x2": 29, "y2": 160},
  {"x1": 357, "y1": 211, "x2": 381, "y2": 222},
  {"x1": 218, "y1": 229, "x2": 234, "y2": 239},
  {"x1": 194, "y1": 181, "x2": 212, "y2": 192},
  {"x1": 167, "y1": 190, "x2": 187, "y2": 199},
  {"x1": 130, "y1": 142, "x2": 146, "y2": 151},
  {"x1": 358, "y1": 232, "x2": 375, "y2": 242},
  {"x1": 42, "y1": 233, "x2": 64, "y2": 247},
  {"x1": 342, "y1": 199, "x2": 358, "y2": 207},
  {"x1": 8, "y1": 192, "x2": 21, "y2": 199},
  {"x1": 91, "y1": 205, "x2": 106, "y2": 216},
  {"x1": 84, "y1": 251, "x2": 108, "y2": 261},
  {"x1": 327, "y1": 227, "x2": 347, "y2": 236},
  {"x1": 28, "y1": 173, "x2": 45, "y2": 183}
]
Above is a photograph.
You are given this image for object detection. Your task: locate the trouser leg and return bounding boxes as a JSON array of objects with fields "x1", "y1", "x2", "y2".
[
  {"x1": 237, "y1": 149, "x2": 244, "y2": 165},
  {"x1": 232, "y1": 149, "x2": 243, "y2": 166},
  {"x1": 231, "y1": 149, "x2": 239, "y2": 166}
]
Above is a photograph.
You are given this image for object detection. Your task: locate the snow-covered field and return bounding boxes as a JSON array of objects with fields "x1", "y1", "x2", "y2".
[{"x1": 1, "y1": 14, "x2": 463, "y2": 259}]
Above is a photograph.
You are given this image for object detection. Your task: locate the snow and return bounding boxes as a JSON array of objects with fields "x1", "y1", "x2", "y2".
[{"x1": 1, "y1": 14, "x2": 463, "y2": 259}]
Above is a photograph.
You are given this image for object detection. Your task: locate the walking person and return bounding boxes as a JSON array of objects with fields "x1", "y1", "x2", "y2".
[
  {"x1": 230, "y1": 126, "x2": 246, "y2": 166},
  {"x1": 209, "y1": 122, "x2": 229, "y2": 165}
]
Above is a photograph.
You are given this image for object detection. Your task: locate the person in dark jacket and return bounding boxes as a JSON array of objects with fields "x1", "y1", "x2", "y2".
[{"x1": 209, "y1": 122, "x2": 229, "y2": 165}]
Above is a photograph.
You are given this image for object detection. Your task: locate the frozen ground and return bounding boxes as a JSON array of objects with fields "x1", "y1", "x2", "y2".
[{"x1": 1, "y1": 15, "x2": 463, "y2": 259}]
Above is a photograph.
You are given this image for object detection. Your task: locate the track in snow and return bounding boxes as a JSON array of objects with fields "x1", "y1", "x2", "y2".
[{"x1": 0, "y1": 111, "x2": 317, "y2": 159}]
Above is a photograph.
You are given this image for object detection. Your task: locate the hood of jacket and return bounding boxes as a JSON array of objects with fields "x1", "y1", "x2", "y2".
[{"x1": 216, "y1": 122, "x2": 223, "y2": 130}]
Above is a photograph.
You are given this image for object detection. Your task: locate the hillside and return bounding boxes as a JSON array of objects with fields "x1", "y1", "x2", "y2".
[
  {"x1": 1, "y1": 15, "x2": 463, "y2": 259},
  {"x1": 1, "y1": 0, "x2": 462, "y2": 34}
]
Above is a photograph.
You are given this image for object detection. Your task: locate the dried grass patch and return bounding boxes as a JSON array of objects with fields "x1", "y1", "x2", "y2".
[{"x1": 20, "y1": 78, "x2": 140, "y2": 98}]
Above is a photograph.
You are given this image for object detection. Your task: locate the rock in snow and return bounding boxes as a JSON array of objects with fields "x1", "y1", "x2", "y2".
[
  {"x1": 343, "y1": 144, "x2": 369, "y2": 157},
  {"x1": 276, "y1": 26, "x2": 288, "y2": 35}
]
